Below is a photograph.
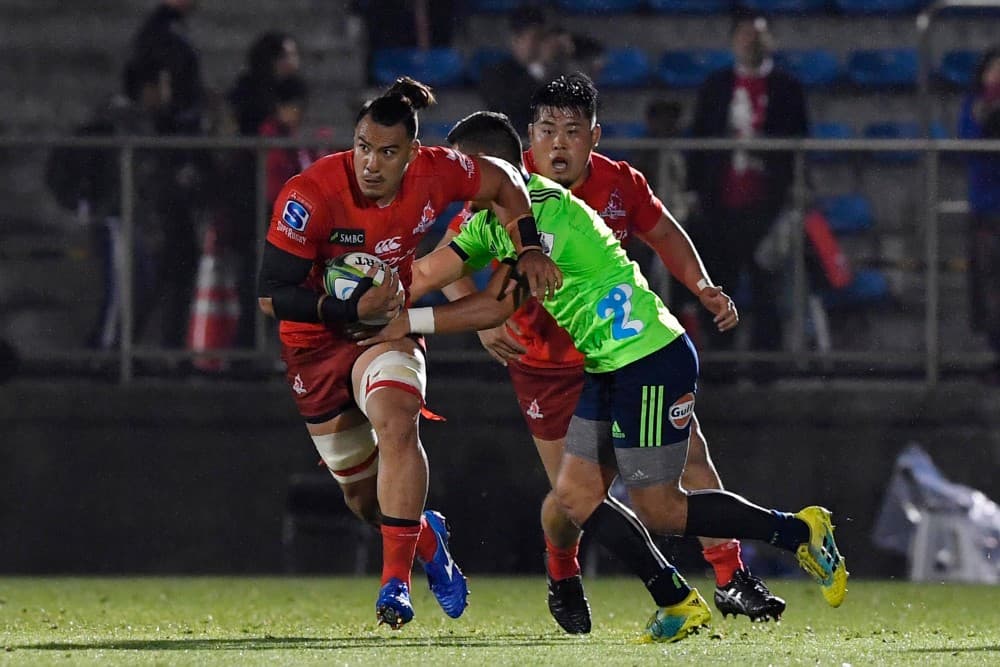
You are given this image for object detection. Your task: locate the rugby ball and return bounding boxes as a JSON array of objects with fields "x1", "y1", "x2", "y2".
[{"x1": 323, "y1": 252, "x2": 403, "y2": 325}]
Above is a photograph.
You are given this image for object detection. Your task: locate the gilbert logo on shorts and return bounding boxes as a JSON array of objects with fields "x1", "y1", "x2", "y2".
[{"x1": 669, "y1": 392, "x2": 696, "y2": 430}]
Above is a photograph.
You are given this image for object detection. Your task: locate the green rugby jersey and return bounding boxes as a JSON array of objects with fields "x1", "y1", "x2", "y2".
[{"x1": 451, "y1": 173, "x2": 684, "y2": 373}]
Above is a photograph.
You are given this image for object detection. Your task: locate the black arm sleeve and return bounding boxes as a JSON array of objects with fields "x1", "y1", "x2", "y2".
[{"x1": 257, "y1": 242, "x2": 358, "y2": 324}]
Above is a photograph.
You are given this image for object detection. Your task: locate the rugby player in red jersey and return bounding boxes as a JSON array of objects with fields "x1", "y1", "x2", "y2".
[
  {"x1": 434, "y1": 74, "x2": 784, "y2": 631},
  {"x1": 257, "y1": 77, "x2": 562, "y2": 629}
]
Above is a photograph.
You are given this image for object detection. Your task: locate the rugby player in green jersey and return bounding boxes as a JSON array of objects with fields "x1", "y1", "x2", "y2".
[{"x1": 359, "y1": 112, "x2": 848, "y2": 643}]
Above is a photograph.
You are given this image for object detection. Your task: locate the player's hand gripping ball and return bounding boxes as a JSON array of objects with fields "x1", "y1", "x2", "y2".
[{"x1": 323, "y1": 252, "x2": 404, "y2": 326}]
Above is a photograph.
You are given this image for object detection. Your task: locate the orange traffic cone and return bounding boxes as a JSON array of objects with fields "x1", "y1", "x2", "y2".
[{"x1": 187, "y1": 223, "x2": 240, "y2": 372}]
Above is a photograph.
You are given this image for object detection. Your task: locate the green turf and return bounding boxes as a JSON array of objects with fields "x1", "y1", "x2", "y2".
[{"x1": 1, "y1": 576, "x2": 998, "y2": 665}]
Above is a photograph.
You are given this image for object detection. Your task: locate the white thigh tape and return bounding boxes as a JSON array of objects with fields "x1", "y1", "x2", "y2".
[
  {"x1": 357, "y1": 350, "x2": 427, "y2": 417},
  {"x1": 311, "y1": 422, "x2": 378, "y2": 484}
]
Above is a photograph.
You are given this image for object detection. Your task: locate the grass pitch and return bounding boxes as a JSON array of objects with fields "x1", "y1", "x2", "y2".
[{"x1": 2, "y1": 576, "x2": 998, "y2": 666}]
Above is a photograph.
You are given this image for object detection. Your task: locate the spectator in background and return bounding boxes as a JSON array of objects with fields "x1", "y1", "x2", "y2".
[
  {"x1": 687, "y1": 12, "x2": 808, "y2": 375},
  {"x1": 479, "y1": 7, "x2": 547, "y2": 136},
  {"x1": 126, "y1": 0, "x2": 206, "y2": 356},
  {"x1": 127, "y1": 0, "x2": 202, "y2": 134},
  {"x1": 44, "y1": 58, "x2": 179, "y2": 351},
  {"x1": 261, "y1": 75, "x2": 323, "y2": 205},
  {"x1": 354, "y1": 0, "x2": 463, "y2": 83},
  {"x1": 228, "y1": 32, "x2": 301, "y2": 137},
  {"x1": 218, "y1": 33, "x2": 303, "y2": 357},
  {"x1": 959, "y1": 46, "x2": 1000, "y2": 383}
]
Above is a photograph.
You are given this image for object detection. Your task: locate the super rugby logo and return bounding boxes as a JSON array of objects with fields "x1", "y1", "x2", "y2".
[
  {"x1": 282, "y1": 196, "x2": 311, "y2": 231},
  {"x1": 668, "y1": 392, "x2": 695, "y2": 430}
]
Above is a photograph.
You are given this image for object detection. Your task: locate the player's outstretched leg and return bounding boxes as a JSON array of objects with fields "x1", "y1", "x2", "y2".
[
  {"x1": 793, "y1": 506, "x2": 848, "y2": 607},
  {"x1": 682, "y1": 491, "x2": 849, "y2": 608},
  {"x1": 375, "y1": 578, "x2": 414, "y2": 629},
  {"x1": 418, "y1": 510, "x2": 469, "y2": 618}
]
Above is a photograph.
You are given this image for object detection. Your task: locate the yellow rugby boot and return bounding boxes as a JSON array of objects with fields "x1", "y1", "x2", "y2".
[
  {"x1": 641, "y1": 588, "x2": 711, "y2": 643},
  {"x1": 794, "y1": 506, "x2": 848, "y2": 607}
]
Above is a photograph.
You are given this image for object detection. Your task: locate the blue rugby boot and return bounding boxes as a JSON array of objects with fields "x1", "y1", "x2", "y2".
[
  {"x1": 419, "y1": 510, "x2": 469, "y2": 618},
  {"x1": 375, "y1": 577, "x2": 414, "y2": 629}
]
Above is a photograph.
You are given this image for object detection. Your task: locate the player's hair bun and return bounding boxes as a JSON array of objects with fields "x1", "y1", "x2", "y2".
[{"x1": 385, "y1": 76, "x2": 436, "y2": 111}]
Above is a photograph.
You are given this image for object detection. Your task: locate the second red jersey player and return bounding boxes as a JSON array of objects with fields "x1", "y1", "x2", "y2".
[{"x1": 434, "y1": 74, "x2": 785, "y2": 632}]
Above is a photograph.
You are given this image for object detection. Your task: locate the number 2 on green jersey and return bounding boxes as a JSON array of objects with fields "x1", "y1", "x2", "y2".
[{"x1": 597, "y1": 283, "x2": 644, "y2": 340}]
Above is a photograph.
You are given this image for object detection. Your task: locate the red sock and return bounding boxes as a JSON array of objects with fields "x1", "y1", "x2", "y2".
[
  {"x1": 415, "y1": 514, "x2": 438, "y2": 563},
  {"x1": 544, "y1": 534, "x2": 581, "y2": 581},
  {"x1": 703, "y1": 539, "x2": 744, "y2": 586},
  {"x1": 381, "y1": 523, "x2": 421, "y2": 587}
]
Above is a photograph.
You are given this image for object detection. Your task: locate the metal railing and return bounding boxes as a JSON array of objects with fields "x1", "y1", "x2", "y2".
[{"x1": 2, "y1": 134, "x2": 1000, "y2": 384}]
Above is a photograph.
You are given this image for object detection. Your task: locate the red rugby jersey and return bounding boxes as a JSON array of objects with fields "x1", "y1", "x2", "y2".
[
  {"x1": 268, "y1": 145, "x2": 481, "y2": 348},
  {"x1": 447, "y1": 151, "x2": 666, "y2": 368}
]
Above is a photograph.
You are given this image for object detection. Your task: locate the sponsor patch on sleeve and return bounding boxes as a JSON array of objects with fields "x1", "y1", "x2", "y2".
[{"x1": 281, "y1": 192, "x2": 312, "y2": 232}]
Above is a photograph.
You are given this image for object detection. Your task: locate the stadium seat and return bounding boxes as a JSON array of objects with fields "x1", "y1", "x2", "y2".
[
  {"x1": 818, "y1": 194, "x2": 874, "y2": 235},
  {"x1": 822, "y1": 268, "x2": 890, "y2": 308},
  {"x1": 737, "y1": 0, "x2": 832, "y2": 13},
  {"x1": 658, "y1": 49, "x2": 734, "y2": 88},
  {"x1": 599, "y1": 121, "x2": 648, "y2": 138},
  {"x1": 847, "y1": 48, "x2": 918, "y2": 88},
  {"x1": 809, "y1": 121, "x2": 854, "y2": 162},
  {"x1": 598, "y1": 122, "x2": 647, "y2": 161},
  {"x1": 596, "y1": 48, "x2": 652, "y2": 88},
  {"x1": 418, "y1": 121, "x2": 455, "y2": 144},
  {"x1": 774, "y1": 49, "x2": 841, "y2": 88},
  {"x1": 863, "y1": 121, "x2": 921, "y2": 163},
  {"x1": 468, "y1": 0, "x2": 531, "y2": 11},
  {"x1": 938, "y1": 50, "x2": 980, "y2": 89},
  {"x1": 648, "y1": 0, "x2": 733, "y2": 12},
  {"x1": 553, "y1": 0, "x2": 643, "y2": 12},
  {"x1": 835, "y1": 0, "x2": 928, "y2": 13},
  {"x1": 371, "y1": 48, "x2": 465, "y2": 87},
  {"x1": 466, "y1": 48, "x2": 509, "y2": 84}
]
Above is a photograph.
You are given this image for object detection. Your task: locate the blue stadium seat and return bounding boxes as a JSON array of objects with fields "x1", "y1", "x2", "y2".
[
  {"x1": 598, "y1": 122, "x2": 647, "y2": 161},
  {"x1": 847, "y1": 48, "x2": 918, "y2": 88},
  {"x1": 774, "y1": 49, "x2": 841, "y2": 88},
  {"x1": 737, "y1": 0, "x2": 832, "y2": 13},
  {"x1": 658, "y1": 50, "x2": 734, "y2": 88},
  {"x1": 809, "y1": 122, "x2": 854, "y2": 161},
  {"x1": 600, "y1": 121, "x2": 648, "y2": 138},
  {"x1": 939, "y1": 50, "x2": 980, "y2": 89},
  {"x1": 419, "y1": 122, "x2": 455, "y2": 144},
  {"x1": 371, "y1": 48, "x2": 466, "y2": 87},
  {"x1": 835, "y1": 0, "x2": 927, "y2": 13},
  {"x1": 648, "y1": 0, "x2": 733, "y2": 12},
  {"x1": 818, "y1": 194, "x2": 874, "y2": 235},
  {"x1": 468, "y1": 0, "x2": 531, "y2": 11},
  {"x1": 596, "y1": 48, "x2": 652, "y2": 88},
  {"x1": 554, "y1": 0, "x2": 643, "y2": 12},
  {"x1": 466, "y1": 48, "x2": 509, "y2": 84},
  {"x1": 864, "y1": 121, "x2": 920, "y2": 163},
  {"x1": 822, "y1": 269, "x2": 890, "y2": 308}
]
